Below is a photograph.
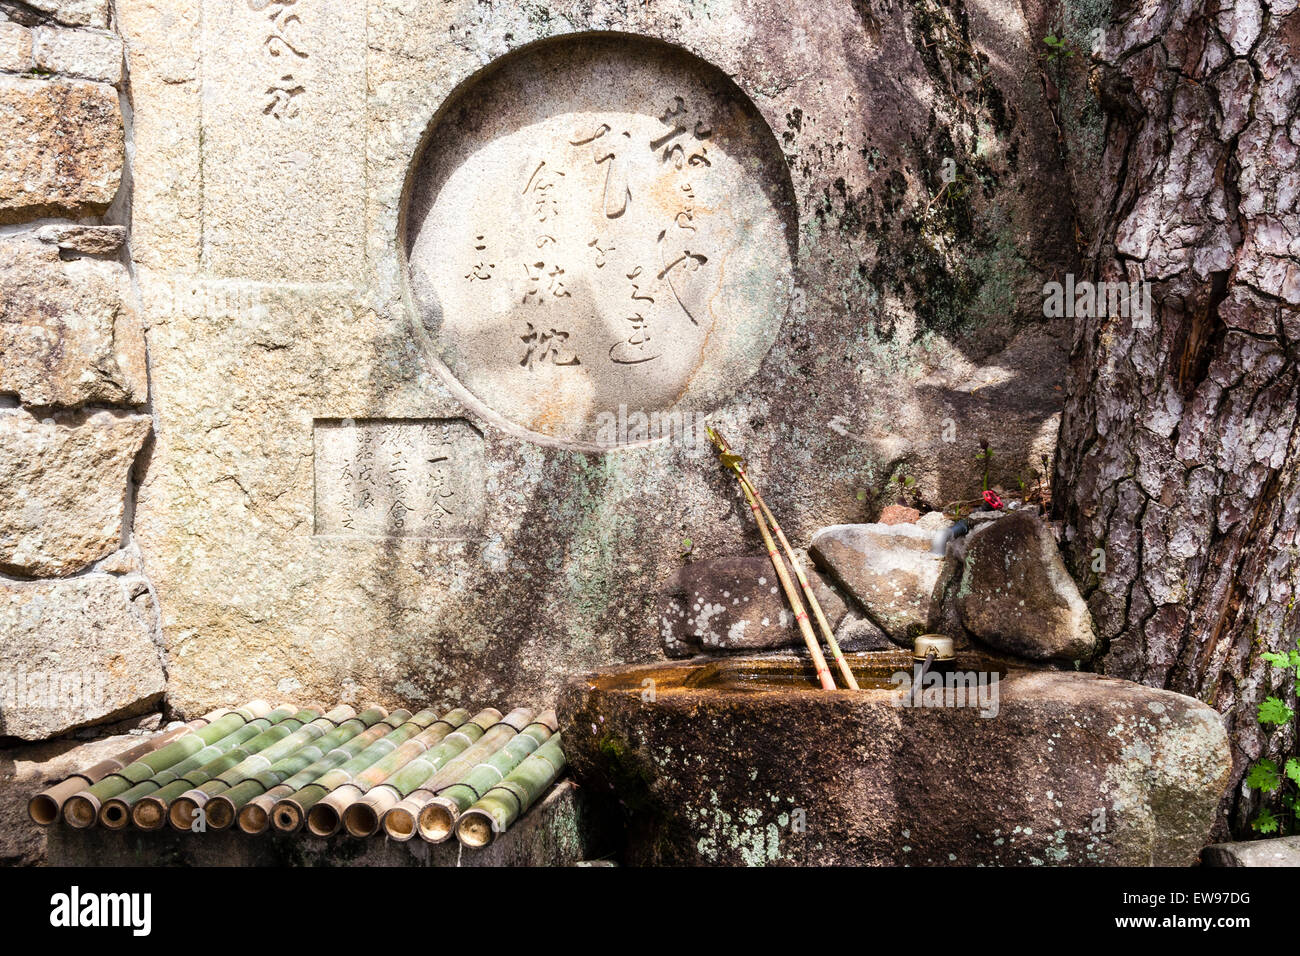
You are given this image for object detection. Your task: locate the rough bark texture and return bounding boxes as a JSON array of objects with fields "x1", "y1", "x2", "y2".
[{"x1": 1053, "y1": 0, "x2": 1300, "y2": 835}]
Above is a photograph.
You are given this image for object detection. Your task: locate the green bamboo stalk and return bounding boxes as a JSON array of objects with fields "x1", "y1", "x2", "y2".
[
  {"x1": 417, "y1": 711, "x2": 557, "y2": 844},
  {"x1": 62, "y1": 700, "x2": 273, "y2": 828},
  {"x1": 99, "y1": 704, "x2": 301, "y2": 830},
  {"x1": 165, "y1": 704, "x2": 326, "y2": 831},
  {"x1": 711, "y1": 428, "x2": 859, "y2": 689},
  {"x1": 456, "y1": 734, "x2": 567, "y2": 848},
  {"x1": 200, "y1": 703, "x2": 368, "y2": 829},
  {"x1": 272, "y1": 708, "x2": 444, "y2": 834},
  {"x1": 412, "y1": 707, "x2": 536, "y2": 843},
  {"x1": 224, "y1": 705, "x2": 389, "y2": 834},
  {"x1": 320, "y1": 707, "x2": 472, "y2": 837},
  {"x1": 707, "y1": 426, "x2": 838, "y2": 689},
  {"x1": 346, "y1": 707, "x2": 502, "y2": 839},
  {"x1": 28, "y1": 709, "x2": 225, "y2": 826},
  {"x1": 248, "y1": 709, "x2": 414, "y2": 834}
]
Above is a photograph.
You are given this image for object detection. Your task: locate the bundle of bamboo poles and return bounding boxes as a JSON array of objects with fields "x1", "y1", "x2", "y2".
[
  {"x1": 706, "y1": 426, "x2": 859, "y2": 691},
  {"x1": 31, "y1": 697, "x2": 570, "y2": 850}
]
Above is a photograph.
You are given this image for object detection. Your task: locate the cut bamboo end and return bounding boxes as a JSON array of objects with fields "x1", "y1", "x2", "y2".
[
  {"x1": 238, "y1": 700, "x2": 273, "y2": 720},
  {"x1": 238, "y1": 802, "x2": 269, "y2": 835},
  {"x1": 416, "y1": 797, "x2": 460, "y2": 844},
  {"x1": 205, "y1": 795, "x2": 237, "y2": 830},
  {"x1": 132, "y1": 796, "x2": 167, "y2": 831},
  {"x1": 98, "y1": 798, "x2": 131, "y2": 830},
  {"x1": 455, "y1": 808, "x2": 498, "y2": 848},
  {"x1": 306, "y1": 802, "x2": 340, "y2": 837},
  {"x1": 63, "y1": 793, "x2": 100, "y2": 830},
  {"x1": 345, "y1": 787, "x2": 397, "y2": 839},
  {"x1": 382, "y1": 805, "x2": 418, "y2": 841},
  {"x1": 272, "y1": 799, "x2": 305, "y2": 833},
  {"x1": 28, "y1": 775, "x2": 90, "y2": 825},
  {"x1": 168, "y1": 792, "x2": 206, "y2": 832}
]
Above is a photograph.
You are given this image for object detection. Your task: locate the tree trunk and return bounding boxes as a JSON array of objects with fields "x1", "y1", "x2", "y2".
[{"x1": 1053, "y1": 0, "x2": 1300, "y2": 837}]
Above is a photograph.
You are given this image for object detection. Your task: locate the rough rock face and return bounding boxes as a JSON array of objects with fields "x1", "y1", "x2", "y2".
[
  {"x1": 809, "y1": 523, "x2": 951, "y2": 642},
  {"x1": 0, "y1": 237, "x2": 147, "y2": 409},
  {"x1": 0, "y1": 21, "x2": 32, "y2": 70},
  {"x1": 657, "y1": 555, "x2": 848, "y2": 657},
  {"x1": 17, "y1": 0, "x2": 111, "y2": 29},
  {"x1": 0, "y1": 408, "x2": 151, "y2": 577},
  {"x1": 114, "y1": 0, "x2": 1082, "y2": 713},
  {"x1": 1201, "y1": 836, "x2": 1300, "y2": 867},
  {"x1": 31, "y1": 26, "x2": 123, "y2": 85},
  {"x1": 560, "y1": 654, "x2": 1233, "y2": 866},
  {"x1": 0, "y1": 574, "x2": 166, "y2": 740},
  {"x1": 0, "y1": 76, "x2": 123, "y2": 224},
  {"x1": 957, "y1": 510, "x2": 1097, "y2": 662}
]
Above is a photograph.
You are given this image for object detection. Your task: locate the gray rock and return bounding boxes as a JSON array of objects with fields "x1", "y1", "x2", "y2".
[
  {"x1": 35, "y1": 224, "x2": 126, "y2": 256},
  {"x1": 20, "y1": 0, "x2": 110, "y2": 29},
  {"x1": 809, "y1": 523, "x2": 953, "y2": 642},
  {"x1": 0, "y1": 76, "x2": 122, "y2": 224},
  {"x1": 0, "y1": 237, "x2": 147, "y2": 409},
  {"x1": 0, "y1": 574, "x2": 166, "y2": 741},
  {"x1": 833, "y1": 614, "x2": 894, "y2": 651},
  {"x1": 1201, "y1": 836, "x2": 1300, "y2": 867},
  {"x1": 31, "y1": 26, "x2": 123, "y2": 85},
  {"x1": 560, "y1": 654, "x2": 1233, "y2": 865},
  {"x1": 658, "y1": 555, "x2": 848, "y2": 657},
  {"x1": 0, "y1": 408, "x2": 151, "y2": 577},
  {"x1": 0, "y1": 21, "x2": 32, "y2": 72},
  {"x1": 957, "y1": 510, "x2": 1097, "y2": 662}
]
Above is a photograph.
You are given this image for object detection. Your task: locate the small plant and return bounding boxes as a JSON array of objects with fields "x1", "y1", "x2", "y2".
[
  {"x1": 1245, "y1": 649, "x2": 1300, "y2": 835},
  {"x1": 1042, "y1": 33, "x2": 1075, "y2": 61},
  {"x1": 974, "y1": 438, "x2": 994, "y2": 491},
  {"x1": 680, "y1": 537, "x2": 694, "y2": 559},
  {"x1": 895, "y1": 472, "x2": 918, "y2": 505}
]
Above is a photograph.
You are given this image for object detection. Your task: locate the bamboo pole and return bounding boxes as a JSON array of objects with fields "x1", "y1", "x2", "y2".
[
  {"x1": 27, "y1": 709, "x2": 225, "y2": 826},
  {"x1": 417, "y1": 711, "x2": 558, "y2": 844},
  {"x1": 224, "y1": 705, "x2": 389, "y2": 834},
  {"x1": 322, "y1": 707, "x2": 471, "y2": 838},
  {"x1": 62, "y1": 700, "x2": 273, "y2": 829},
  {"x1": 201, "y1": 703, "x2": 367, "y2": 830},
  {"x1": 165, "y1": 704, "x2": 326, "y2": 831},
  {"x1": 271, "y1": 708, "x2": 445, "y2": 834},
  {"x1": 709, "y1": 427, "x2": 858, "y2": 690},
  {"x1": 375, "y1": 709, "x2": 501, "y2": 841},
  {"x1": 413, "y1": 707, "x2": 536, "y2": 843},
  {"x1": 456, "y1": 734, "x2": 567, "y2": 848},
  {"x1": 99, "y1": 704, "x2": 301, "y2": 830},
  {"x1": 246, "y1": 709, "x2": 414, "y2": 835},
  {"x1": 343, "y1": 707, "x2": 500, "y2": 838}
]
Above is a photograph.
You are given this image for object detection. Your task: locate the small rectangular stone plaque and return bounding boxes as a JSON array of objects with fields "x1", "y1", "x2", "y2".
[{"x1": 313, "y1": 418, "x2": 486, "y2": 538}]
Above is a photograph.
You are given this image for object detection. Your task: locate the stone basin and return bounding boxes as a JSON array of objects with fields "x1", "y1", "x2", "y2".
[{"x1": 557, "y1": 651, "x2": 1232, "y2": 866}]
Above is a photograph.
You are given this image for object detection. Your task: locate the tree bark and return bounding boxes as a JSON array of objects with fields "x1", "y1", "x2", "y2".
[{"x1": 1054, "y1": 0, "x2": 1300, "y2": 836}]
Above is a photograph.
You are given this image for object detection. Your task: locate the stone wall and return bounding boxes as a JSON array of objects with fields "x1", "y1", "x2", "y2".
[
  {"x1": 1, "y1": 0, "x2": 165, "y2": 745},
  {"x1": 2, "y1": 2, "x2": 1083, "y2": 728}
]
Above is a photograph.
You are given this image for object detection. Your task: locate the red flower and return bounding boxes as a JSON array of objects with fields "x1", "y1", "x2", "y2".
[{"x1": 982, "y1": 490, "x2": 1003, "y2": 509}]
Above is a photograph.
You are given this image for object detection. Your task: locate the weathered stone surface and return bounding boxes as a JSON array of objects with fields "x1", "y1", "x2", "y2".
[
  {"x1": 18, "y1": 0, "x2": 110, "y2": 29},
  {"x1": 31, "y1": 26, "x2": 121, "y2": 84},
  {"x1": 560, "y1": 653, "x2": 1233, "y2": 865},
  {"x1": 0, "y1": 409, "x2": 151, "y2": 577},
  {"x1": 0, "y1": 718, "x2": 163, "y2": 865},
  {"x1": 1201, "y1": 836, "x2": 1300, "y2": 867},
  {"x1": 657, "y1": 555, "x2": 848, "y2": 657},
  {"x1": 878, "y1": 504, "x2": 921, "y2": 526},
  {"x1": 0, "y1": 237, "x2": 146, "y2": 408},
  {"x1": 119, "y1": 2, "x2": 1082, "y2": 713},
  {"x1": 46, "y1": 780, "x2": 614, "y2": 866},
  {"x1": 35, "y1": 223, "x2": 125, "y2": 255},
  {"x1": 0, "y1": 574, "x2": 166, "y2": 740},
  {"x1": 809, "y1": 523, "x2": 951, "y2": 642},
  {"x1": 957, "y1": 510, "x2": 1097, "y2": 662},
  {"x1": 0, "y1": 20, "x2": 32, "y2": 71},
  {"x1": 0, "y1": 76, "x2": 123, "y2": 224},
  {"x1": 407, "y1": 35, "x2": 794, "y2": 449}
]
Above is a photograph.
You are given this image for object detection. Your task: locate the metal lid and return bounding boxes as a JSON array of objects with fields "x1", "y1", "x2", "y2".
[{"x1": 913, "y1": 634, "x2": 955, "y2": 662}]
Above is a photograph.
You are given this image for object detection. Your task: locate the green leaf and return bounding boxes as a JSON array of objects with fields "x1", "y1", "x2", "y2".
[
  {"x1": 1252, "y1": 808, "x2": 1280, "y2": 834},
  {"x1": 719, "y1": 452, "x2": 744, "y2": 470},
  {"x1": 1285, "y1": 758, "x2": 1300, "y2": 787},
  {"x1": 1247, "y1": 760, "x2": 1281, "y2": 793},
  {"x1": 1258, "y1": 697, "x2": 1295, "y2": 726},
  {"x1": 681, "y1": 538, "x2": 692, "y2": 550}
]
